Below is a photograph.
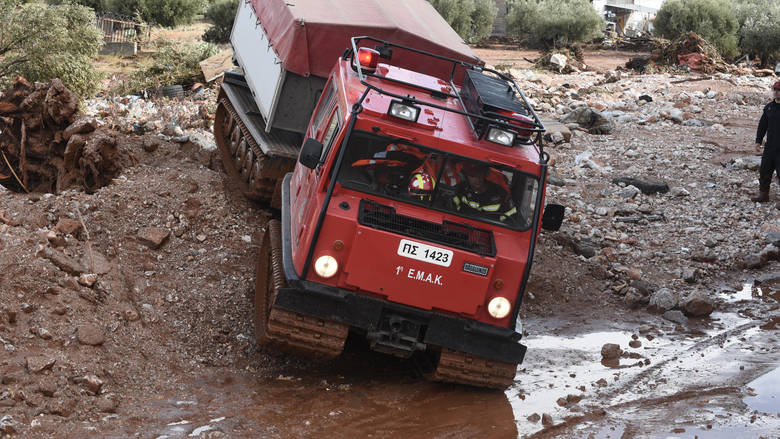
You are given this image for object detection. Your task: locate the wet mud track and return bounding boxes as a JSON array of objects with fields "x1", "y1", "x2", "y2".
[{"x1": 92, "y1": 276, "x2": 778, "y2": 439}]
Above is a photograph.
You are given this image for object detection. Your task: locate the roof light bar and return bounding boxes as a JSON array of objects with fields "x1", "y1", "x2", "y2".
[{"x1": 388, "y1": 100, "x2": 420, "y2": 122}]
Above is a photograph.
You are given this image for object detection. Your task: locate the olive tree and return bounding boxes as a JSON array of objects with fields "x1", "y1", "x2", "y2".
[
  {"x1": 654, "y1": 0, "x2": 738, "y2": 58},
  {"x1": 430, "y1": 0, "x2": 498, "y2": 43},
  {"x1": 202, "y1": 0, "x2": 238, "y2": 44},
  {"x1": 735, "y1": 0, "x2": 780, "y2": 65},
  {"x1": 506, "y1": 0, "x2": 603, "y2": 49},
  {"x1": 0, "y1": 0, "x2": 103, "y2": 97}
]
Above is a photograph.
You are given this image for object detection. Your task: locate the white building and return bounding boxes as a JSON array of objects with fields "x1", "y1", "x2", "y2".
[{"x1": 593, "y1": 0, "x2": 665, "y2": 35}]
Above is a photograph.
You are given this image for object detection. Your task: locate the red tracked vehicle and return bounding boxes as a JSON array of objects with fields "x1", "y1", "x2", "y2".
[{"x1": 214, "y1": 0, "x2": 564, "y2": 389}]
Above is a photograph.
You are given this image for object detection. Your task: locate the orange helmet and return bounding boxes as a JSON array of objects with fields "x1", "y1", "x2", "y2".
[{"x1": 408, "y1": 170, "x2": 435, "y2": 200}]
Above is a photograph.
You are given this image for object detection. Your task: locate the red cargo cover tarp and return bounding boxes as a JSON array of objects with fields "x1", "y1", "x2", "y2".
[{"x1": 250, "y1": 0, "x2": 482, "y2": 82}]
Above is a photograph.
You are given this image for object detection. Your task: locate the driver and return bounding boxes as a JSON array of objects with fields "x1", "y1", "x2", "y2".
[{"x1": 453, "y1": 162, "x2": 516, "y2": 222}]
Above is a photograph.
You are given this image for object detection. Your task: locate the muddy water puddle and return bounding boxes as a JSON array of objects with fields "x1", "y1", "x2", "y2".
[{"x1": 100, "y1": 278, "x2": 780, "y2": 438}]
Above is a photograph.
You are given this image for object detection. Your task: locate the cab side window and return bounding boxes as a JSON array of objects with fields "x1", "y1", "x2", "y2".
[
  {"x1": 310, "y1": 78, "x2": 336, "y2": 138},
  {"x1": 319, "y1": 109, "x2": 341, "y2": 162}
]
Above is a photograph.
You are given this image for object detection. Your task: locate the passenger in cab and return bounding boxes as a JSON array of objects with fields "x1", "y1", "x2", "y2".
[{"x1": 453, "y1": 162, "x2": 516, "y2": 223}]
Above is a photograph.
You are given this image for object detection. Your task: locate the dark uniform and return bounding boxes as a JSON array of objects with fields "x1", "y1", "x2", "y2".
[
  {"x1": 453, "y1": 180, "x2": 517, "y2": 222},
  {"x1": 756, "y1": 100, "x2": 780, "y2": 194}
]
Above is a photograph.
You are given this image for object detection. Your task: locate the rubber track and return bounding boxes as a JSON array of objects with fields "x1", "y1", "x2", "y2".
[
  {"x1": 430, "y1": 348, "x2": 518, "y2": 390},
  {"x1": 258, "y1": 220, "x2": 348, "y2": 359},
  {"x1": 214, "y1": 96, "x2": 293, "y2": 205}
]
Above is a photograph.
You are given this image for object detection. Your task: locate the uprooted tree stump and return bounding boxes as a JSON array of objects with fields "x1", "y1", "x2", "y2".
[{"x1": 0, "y1": 77, "x2": 125, "y2": 193}]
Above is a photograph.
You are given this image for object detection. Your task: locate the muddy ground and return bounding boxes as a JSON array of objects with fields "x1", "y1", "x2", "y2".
[{"x1": 1, "y1": 47, "x2": 779, "y2": 438}]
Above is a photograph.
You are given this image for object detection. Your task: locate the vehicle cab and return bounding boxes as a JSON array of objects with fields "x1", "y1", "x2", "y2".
[{"x1": 278, "y1": 37, "x2": 562, "y2": 368}]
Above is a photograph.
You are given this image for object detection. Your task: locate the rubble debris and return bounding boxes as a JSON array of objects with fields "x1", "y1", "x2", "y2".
[
  {"x1": 0, "y1": 78, "x2": 129, "y2": 194},
  {"x1": 561, "y1": 107, "x2": 614, "y2": 134},
  {"x1": 611, "y1": 178, "x2": 669, "y2": 195}
]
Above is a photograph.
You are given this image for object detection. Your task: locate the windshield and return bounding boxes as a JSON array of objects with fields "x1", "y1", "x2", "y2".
[{"x1": 336, "y1": 131, "x2": 539, "y2": 230}]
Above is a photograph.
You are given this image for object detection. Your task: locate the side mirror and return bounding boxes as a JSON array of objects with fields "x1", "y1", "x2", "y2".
[
  {"x1": 299, "y1": 138, "x2": 323, "y2": 169},
  {"x1": 541, "y1": 203, "x2": 565, "y2": 231}
]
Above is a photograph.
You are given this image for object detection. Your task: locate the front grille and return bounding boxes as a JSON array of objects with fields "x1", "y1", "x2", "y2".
[{"x1": 358, "y1": 200, "x2": 496, "y2": 257}]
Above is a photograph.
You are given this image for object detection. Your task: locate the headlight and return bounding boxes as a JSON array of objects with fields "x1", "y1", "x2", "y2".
[
  {"x1": 487, "y1": 296, "x2": 511, "y2": 319},
  {"x1": 487, "y1": 127, "x2": 516, "y2": 146},
  {"x1": 388, "y1": 100, "x2": 420, "y2": 122},
  {"x1": 314, "y1": 255, "x2": 338, "y2": 278}
]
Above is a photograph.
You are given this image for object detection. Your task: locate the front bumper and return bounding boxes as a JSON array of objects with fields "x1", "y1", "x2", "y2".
[{"x1": 277, "y1": 174, "x2": 526, "y2": 364}]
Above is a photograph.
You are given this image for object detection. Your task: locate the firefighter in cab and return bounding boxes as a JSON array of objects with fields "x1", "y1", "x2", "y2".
[{"x1": 453, "y1": 162, "x2": 516, "y2": 223}]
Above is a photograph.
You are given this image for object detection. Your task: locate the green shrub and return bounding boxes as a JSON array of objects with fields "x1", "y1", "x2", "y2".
[
  {"x1": 124, "y1": 40, "x2": 218, "y2": 93},
  {"x1": 430, "y1": 0, "x2": 497, "y2": 43},
  {"x1": 141, "y1": 0, "x2": 205, "y2": 27},
  {"x1": 0, "y1": 1, "x2": 104, "y2": 97},
  {"x1": 506, "y1": 0, "x2": 603, "y2": 49},
  {"x1": 654, "y1": 0, "x2": 738, "y2": 58},
  {"x1": 735, "y1": 0, "x2": 780, "y2": 65},
  {"x1": 202, "y1": 0, "x2": 237, "y2": 44}
]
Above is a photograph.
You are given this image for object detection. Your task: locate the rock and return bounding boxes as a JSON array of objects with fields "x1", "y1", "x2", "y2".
[
  {"x1": 78, "y1": 273, "x2": 98, "y2": 287},
  {"x1": 84, "y1": 251, "x2": 114, "y2": 275},
  {"x1": 663, "y1": 310, "x2": 688, "y2": 324},
  {"x1": 46, "y1": 397, "x2": 76, "y2": 417},
  {"x1": 62, "y1": 117, "x2": 97, "y2": 141},
  {"x1": 138, "y1": 227, "x2": 170, "y2": 249},
  {"x1": 26, "y1": 356, "x2": 56, "y2": 373},
  {"x1": 682, "y1": 292, "x2": 715, "y2": 317},
  {"x1": 759, "y1": 244, "x2": 780, "y2": 264},
  {"x1": 556, "y1": 397, "x2": 569, "y2": 407},
  {"x1": 601, "y1": 343, "x2": 622, "y2": 360},
  {"x1": 30, "y1": 327, "x2": 53, "y2": 340},
  {"x1": 628, "y1": 340, "x2": 642, "y2": 348},
  {"x1": 664, "y1": 109, "x2": 684, "y2": 124},
  {"x1": 611, "y1": 177, "x2": 669, "y2": 195},
  {"x1": 768, "y1": 232, "x2": 780, "y2": 247},
  {"x1": 620, "y1": 185, "x2": 641, "y2": 199},
  {"x1": 41, "y1": 247, "x2": 87, "y2": 276},
  {"x1": 541, "y1": 413, "x2": 553, "y2": 426},
  {"x1": 77, "y1": 324, "x2": 105, "y2": 346},
  {"x1": 566, "y1": 394, "x2": 582, "y2": 404},
  {"x1": 682, "y1": 119, "x2": 705, "y2": 127},
  {"x1": 37, "y1": 377, "x2": 58, "y2": 397},
  {"x1": 142, "y1": 135, "x2": 161, "y2": 152},
  {"x1": 670, "y1": 187, "x2": 690, "y2": 197},
  {"x1": 549, "y1": 53, "x2": 567, "y2": 71},
  {"x1": 648, "y1": 288, "x2": 677, "y2": 312},
  {"x1": 682, "y1": 267, "x2": 697, "y2": 284},
  {"x1": 549, "y1": 131, "x2": 565, "y2": 145},
  {"x1": 638, "y1": 94, "x2": 653, "y2": 103},
  {"x1": 624, "y1": 288, "x2": 647, "y2": 309},
  {"x1": 97, "y1": 395, "x2": 119, "y2": 413},
  {"x1": 526, "y1": 413, "x2": 541, "y2": 423},
  {"x1": 76, "y1": 374, "x2": 103, "y2": 394},
  {"x1": 55, "y1": 218, "x2": 82, "y2": 236},
  {"x1": 729, "y1": 156, "x2": 762, "y2": 171},
  {"x1": 744, "y1": 253, "x2": 763, "y2": 269},
  {"x1": 575, "y1": 239, "x2": 598, "y2": 259}
]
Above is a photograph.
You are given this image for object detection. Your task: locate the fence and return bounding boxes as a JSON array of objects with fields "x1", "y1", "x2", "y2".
[{"x1": 96, "y1": 14, "x2": 150, "y2": 44}]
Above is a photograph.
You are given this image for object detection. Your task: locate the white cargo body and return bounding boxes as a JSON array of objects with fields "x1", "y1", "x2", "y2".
[{"x1": 230, "y1": 0, "x2": 285, "y2": 132}]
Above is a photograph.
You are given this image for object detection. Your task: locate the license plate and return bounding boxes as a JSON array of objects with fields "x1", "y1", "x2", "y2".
[{"x1": 397, "y1": 239, "x2": 453, "y2": 267}]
